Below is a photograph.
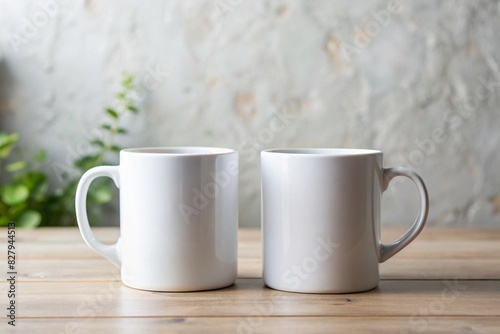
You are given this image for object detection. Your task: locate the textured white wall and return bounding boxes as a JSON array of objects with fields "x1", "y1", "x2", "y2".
[{"x1": 1, "y1": 0, "x2": 499, "y2": 227}]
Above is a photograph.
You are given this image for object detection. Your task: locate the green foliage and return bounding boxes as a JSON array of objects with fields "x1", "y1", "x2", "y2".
[{"x1": 0, "y1": 73, "x2": 139, "y2": 228}]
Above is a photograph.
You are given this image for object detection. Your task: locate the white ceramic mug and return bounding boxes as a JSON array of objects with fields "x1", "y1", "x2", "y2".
[
  {"x1": 75, "y1": 147, "x2": 238, "y2": 292},
  {"x1": 261, "y1": 148, "x2": 429, "y2": 293}
]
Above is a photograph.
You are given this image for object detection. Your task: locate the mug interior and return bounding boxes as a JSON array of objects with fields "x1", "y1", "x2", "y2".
[
  {"x1": 122, "y1": 147, "x2": 234, "y2": 155},
  {"x1": 263, "y1": 148, "x2": 381, "y2": 156}
]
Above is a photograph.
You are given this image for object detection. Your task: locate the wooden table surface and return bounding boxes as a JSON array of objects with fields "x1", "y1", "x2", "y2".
[{"x1": 0, "y1": 227, "x2": 499, "y2": 333}]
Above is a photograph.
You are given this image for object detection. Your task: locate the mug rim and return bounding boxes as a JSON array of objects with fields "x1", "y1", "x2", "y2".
[
  {"x1": 122, "y1": 147, "x2": 236, "y2": 156},
  {"x1": 261, "y1": 148, "x2": 382, "y2": 156}
]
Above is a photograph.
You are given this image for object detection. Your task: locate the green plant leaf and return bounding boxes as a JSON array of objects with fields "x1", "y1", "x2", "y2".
[
  {"x1": 32, "y1": 180, "x2": 49, "y2": 201},
  {"x1": 24, "y1": 172, "x2": 46, "y2": 189},
  {"x1": 0, "y1": 216, "x2": 10, "y2": 227},
  {"x1": 127, "y1": 105, "x2": 138, "y2": 113},
  {"x1": 106, "y1": 108, "x2": 119, "y2": 119},
  {"x1": 0, "y1": 132, "x2": 19, "y2": 147},
  {"x1": 122, "y1": 74, "x2": 133, "y2": 89},
  {"x1": 17, "y1": 210, "x2": 41, "y2": 228},
  {"x1": 35, "y1": 150, "x2": 47, "y2": 162},
  {"x1": 89, "y1": 183, "x2": 113, "y2": 204},
  {"x1": 101, "y1": 124, "x2": 127, "y2": 134},
  {"x1": 1, "y1": 184, "x2": 29, "y2": 206},
  {"x1": 101, "y1": 124, "x2": 113, "y2": 131},
  {"x1": 6, "y1": 161, "x2": 27, "y2": 172},
  {"x1": 9, "y1": 203, "x2": 28, "y2": 217},
  {"x1": 74, "y1": 155, "x2": 100, "y2": 171},
  {"x1": 0, "y1": 133, "x2": 19, "y2": 158},
  {"x1": 90, "y1": 139, "x2": 105, "y2": 148},
  {"x1": 115, "y1": 127, "x2": 127, "y2": 134},
  {"x1": 109, "y1": 145, "x2": 121, "y2": 152},
  {"x1": 24, "y1": 172, "x2": 49, "y2": 199}
]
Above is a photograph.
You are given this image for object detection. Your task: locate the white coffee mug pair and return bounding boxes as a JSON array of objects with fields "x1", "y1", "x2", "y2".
[{"x1": 76, "y1": 147, "x2": 429, "y2": 293}]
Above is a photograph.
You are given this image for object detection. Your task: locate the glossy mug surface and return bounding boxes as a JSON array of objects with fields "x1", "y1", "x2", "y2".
[
  {"x1": 261, "y1": 148, "x2": 429, "y2": 293},
  {"x1": 75, "y1": 147, "x2": 238, "y2": 292}
]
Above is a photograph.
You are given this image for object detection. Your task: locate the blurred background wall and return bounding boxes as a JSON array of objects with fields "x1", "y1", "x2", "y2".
[{"x1": 0, "y1": 0, "x2": 499, "y2": 227}]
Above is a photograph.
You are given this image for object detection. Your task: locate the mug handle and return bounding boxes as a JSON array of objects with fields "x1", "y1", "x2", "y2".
[
  {"x1": 75, "y1": 166, "x2": 121, "y2": 267},
  {"x1": 378, "y1": 167, "x2": 429, "y2": 263}
]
